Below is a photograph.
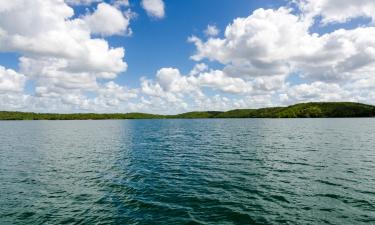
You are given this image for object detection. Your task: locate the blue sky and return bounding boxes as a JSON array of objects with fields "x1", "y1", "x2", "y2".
[
  {"x1": 2, "y1": 0, "x2": 288, "y2": 91},
  {"x1": 0, "y1": 0, "x2": 374, "y2": 113},
  {"x1": 108, "y1": 0, "x2": 289, "y2": 86}
]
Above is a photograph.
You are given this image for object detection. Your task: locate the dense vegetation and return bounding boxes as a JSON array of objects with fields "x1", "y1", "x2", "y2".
[
  {"x1": 169, "y1": 111, "x2": 222, "y2": 119},
  {"x1": 0, "y1": 112, "x2": 164, "y2": 120},
  {"x1": 215, "y1": 102, "x2": 375, "y2": 118},
  {"x1": 0, "y1": 102, "x2": 374, "y2": 120}
]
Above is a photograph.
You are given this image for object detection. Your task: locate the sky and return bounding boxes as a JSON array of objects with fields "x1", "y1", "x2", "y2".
[{"x1": 0, "y1": 0, "x2": 375, "y2": 114}]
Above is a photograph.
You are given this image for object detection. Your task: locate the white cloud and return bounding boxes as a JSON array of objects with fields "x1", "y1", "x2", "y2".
[
  {"x1": 155, "y1": 68, "x2": 198, "y2": 93},
  {"x1": 65, "y1": 0, "x2": 101, "y2": 5},
  {"x1": 142, "y1": 67, "x2": 250, "y2": 96},
  {"x1": 204, "y1": 25, "x2": 220, "y2": 37},
  {"x1": 141, "y1": 0, "x2": 165, "y2": 19},
  {"x1": 140, "y1": 66, "x2": 283, "y2": 99},
  {"x1": 96, "y1": 81, "x2": 137, "y2": 106},
  {"x1": 1, "y1": 0, "x2": 375, "y2": 113},
  {"x1": 0, "y1": 0, "x2": 128, "y2": 108},
  {"x1": 114, "y1": 0, "x2": 130, "y2": 8},
  {"x1": 295, "y1": 27, "x2": 375, "y2": 82},
  {"x1": 0, "y1": 0, "x2": 127, "y2": 75},
  {"x1": 83, "y1": 2, "x2": 131, "y2": 36},
  {"x1": 31, "y1": 80, "x2": 138, "y2": 112},
  {"x1": 297, "y1": 0, "x2": 375, "y2": 24},
  {"x1": 0, "y1": 0, "x2": 136, "y2": 112},
  {"x1": 197, "y1": 70, "x2": 253, "y2": 94},
  {"x1": 65, "y1": 0, "x2": 130, "y2": 7},
  {"x1": 0, "y1": 66, "x2": 26, "y2": 92},
  {"x1": 189, "y1": 63, "x2": 208, "y2": 76},
  {"x1": 188, "y1": 5, "x2": 375, "y2": 106},
  {"x1": 189, "y1": 8, "x2": 315, "y2": 78},
  {"x1": 0, "y1": 93, "x2": 30, "y2": 111},
  {"x1": 282, "y1": 82, "x2": 352, "y2": 103}
]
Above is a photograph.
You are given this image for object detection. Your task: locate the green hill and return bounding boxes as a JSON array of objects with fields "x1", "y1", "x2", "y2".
[
  {"x1": 169, "y1": 111, "x2": 222, "y2": 119},
  {"x1": 0, "y1": 102, "x2": 374, "y2": 120},
  {"x1": 0, "y1": 112, "x2": 165, "y2": 120},
  {"x1": 217, "y1": 102, "x2": 375, "y2": 118}
]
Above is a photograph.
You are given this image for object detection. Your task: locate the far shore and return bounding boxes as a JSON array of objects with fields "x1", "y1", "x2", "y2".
[{"x1": 1, "y1": 102, "x2": 374, "y2": 120}]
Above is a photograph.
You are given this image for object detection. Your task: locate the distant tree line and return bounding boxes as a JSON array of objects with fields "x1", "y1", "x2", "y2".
[{"x1": 1, "y1": 102, "x2": 374, "y2": 120}]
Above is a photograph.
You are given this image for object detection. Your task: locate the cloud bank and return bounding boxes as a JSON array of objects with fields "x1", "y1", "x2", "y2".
[{"x1": 0, "y1": 0, "x2": 374, "y2": 113}]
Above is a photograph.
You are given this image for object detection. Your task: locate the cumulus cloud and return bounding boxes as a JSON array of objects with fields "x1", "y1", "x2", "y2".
[
  {"x1": 141, "y1": 0, "x2": 165, "y2": 19},
  {"x1": 89, "y1": 81, "x2": 138, "y2": 109},
  {"x1": 0, "y1": 0, "x2": 127, "y2": 74},
  {"x1": 65, "y1": 0, "x2": 130, "y2": 7},
  {"x1": 190, "y1": 6, "x2": 375, "y2": 83},
  {"x1": 186, "y1": 4, "x2": 375, "y2": 108},
  {"x1": 131, "y1": 1, "x2": 375, "y2": 111},
  {"x1": 281, "y1": 82, "x2": 353, "y2": 104},
  {"x1": 296, "y1": 0, "x2": 375, "y2": 24},
  {"x1": 65, "y1": 0, "x2": 101, "y2": 5},
  {"x1": 83, "y1": 2, "x2": 132, "y2": 36},
  {"x1": 0, "y1": 0, "x2": 132, "y2": 112},
  {"x1": 0, "y1": 93, "x2": 30, "y2": 111},
  {"x1": 189, "y1": 8, "x2": 314, "y2": 77},
  {"x1": 0, "y1": 66, "x2": 26, "y2": 93},
  {"x1": 1, "y1": 0, "x2": 375, "y2": 113},
  {"x1": 140, "y1": 66, "x2": 285, "y2": 101},
  {"x1": 155, "y1": 68, "x2": 198, "y2": 93},
  {"x1": 295, "y1": 27, "x2": 375, "y2": 82},
  {"x1": 204, "y1": 25, "x2": 220, "y2": 37},
  {"x1": 114, "y1": 0, "x2": 130, "y2": 8}
]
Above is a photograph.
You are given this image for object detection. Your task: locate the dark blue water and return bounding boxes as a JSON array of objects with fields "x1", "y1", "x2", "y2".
[{"x1": 0, "y1": 119, "x2": 374, "y2": 224}]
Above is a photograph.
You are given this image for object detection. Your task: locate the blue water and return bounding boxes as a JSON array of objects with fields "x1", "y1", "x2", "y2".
[{"x1": 0, "y1": 119, "x2": 374, "y2": 224}]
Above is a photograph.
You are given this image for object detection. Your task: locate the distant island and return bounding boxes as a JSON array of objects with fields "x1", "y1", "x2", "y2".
[{"x1": 0, "y1": 102, "x2": 374, "y2": 120}]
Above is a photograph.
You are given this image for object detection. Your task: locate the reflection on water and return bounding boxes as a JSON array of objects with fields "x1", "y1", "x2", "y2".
[{"x1": 1, "y1": 119, "x2": 375, "y2": 224}]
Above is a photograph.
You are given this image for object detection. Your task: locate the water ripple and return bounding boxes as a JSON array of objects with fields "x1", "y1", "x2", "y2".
[{"x1": 1, "y1": 119, "x2": 375, "y2": 224}]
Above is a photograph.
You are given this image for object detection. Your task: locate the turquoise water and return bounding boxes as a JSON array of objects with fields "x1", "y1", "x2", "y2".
[{"x1": 0, "y1": 119, "x2": 374, "y2": 224}]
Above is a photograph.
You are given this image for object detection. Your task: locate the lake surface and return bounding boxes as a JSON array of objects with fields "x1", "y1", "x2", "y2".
[{"x1": 0, "y1": 119, "x2": 374, "y2": 225}]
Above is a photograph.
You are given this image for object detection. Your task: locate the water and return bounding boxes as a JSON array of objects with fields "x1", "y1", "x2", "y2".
[{"x1": 0, "y1": 119, "x2": 374, "y2": 225}]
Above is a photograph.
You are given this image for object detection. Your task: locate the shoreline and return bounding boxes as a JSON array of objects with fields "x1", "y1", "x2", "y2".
[{"x1": 0, "y1": 102, "x2": 374, "y2": 120}]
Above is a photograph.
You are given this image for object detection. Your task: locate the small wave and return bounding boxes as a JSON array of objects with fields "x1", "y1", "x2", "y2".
[{"x1": 315, "y1": 179, "x2": 342, "y2": 187}]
